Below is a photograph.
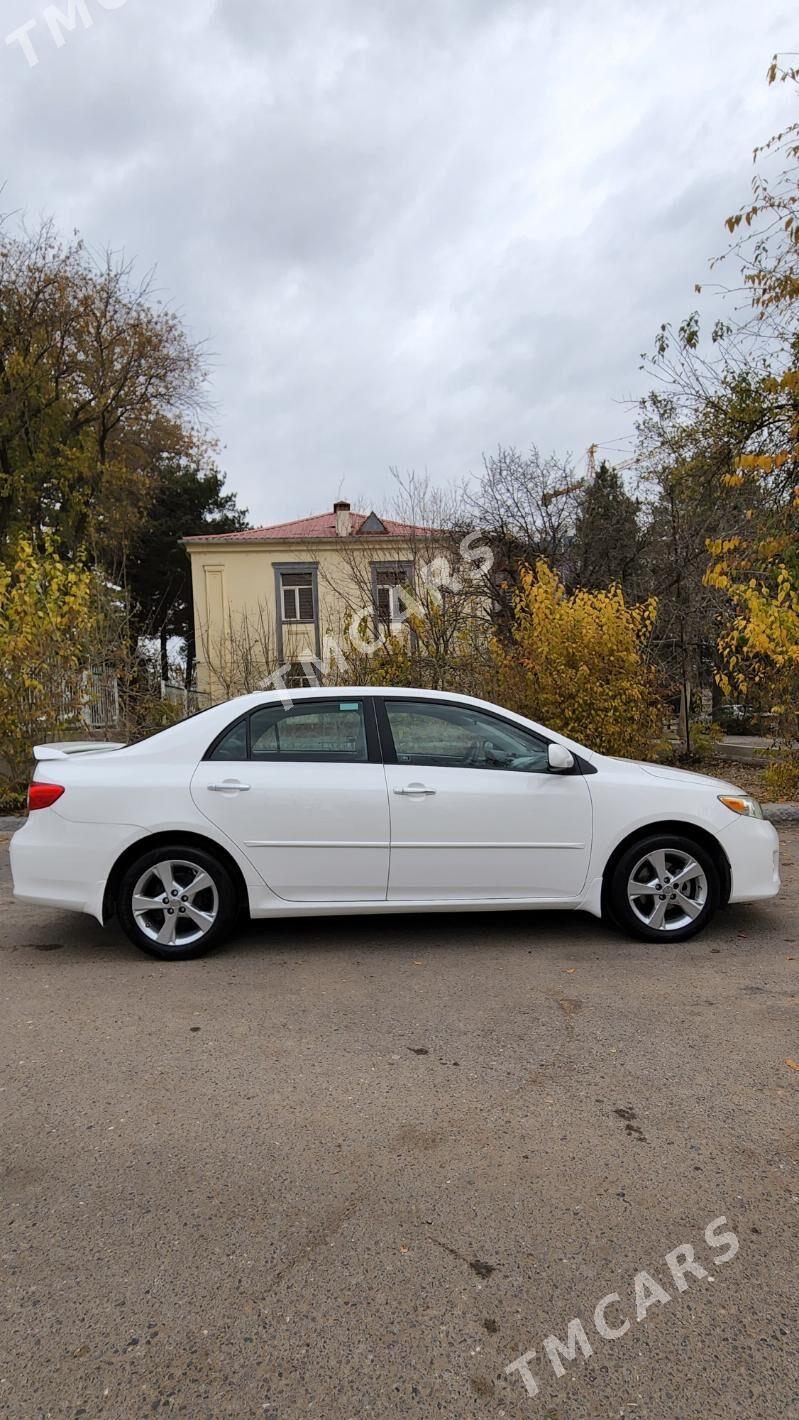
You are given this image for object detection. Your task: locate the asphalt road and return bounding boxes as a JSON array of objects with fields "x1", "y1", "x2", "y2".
[{"x1": 1, "y1": 831, "x2": 798, "y2": 1420}]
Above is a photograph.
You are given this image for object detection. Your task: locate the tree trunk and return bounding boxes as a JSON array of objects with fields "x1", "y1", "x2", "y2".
[
  {"x1": 184, "y1": 624, "x2": 195, "y2": 691},
  {"x1": 678, "y1": 679, "x2": 691, "y2": 758}
]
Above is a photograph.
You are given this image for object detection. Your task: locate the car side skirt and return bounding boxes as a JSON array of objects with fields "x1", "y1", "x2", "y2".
[{"x1": 245, "y1": 891, "x2": 588, "y2": 919}]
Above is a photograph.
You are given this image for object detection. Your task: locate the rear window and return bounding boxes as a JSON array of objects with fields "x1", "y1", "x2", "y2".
[
  {"x1": 208, "y1": 700, "x2": 369, "y2": 763},
  {"x1": 250, "y1": 702, "x2": 366, "y2": 760},
  {"x1": 209, "y1": 718, "x2": 248, "y2": 761}
]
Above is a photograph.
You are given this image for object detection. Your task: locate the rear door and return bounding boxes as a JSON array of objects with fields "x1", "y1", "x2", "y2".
[
  {"x1": 378, "y1": 698, "x2": 593, "y2": 901},
  {"x1": 191, "y1": 697, "x2": 390, "y2": 902}
]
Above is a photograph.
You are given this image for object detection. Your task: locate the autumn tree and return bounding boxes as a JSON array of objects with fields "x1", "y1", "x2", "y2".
[
  {"x1": 639, "y1": 57, "x2": 799, "y2": 766},
  {"x1": 0, "y1": 216, "x2": 210, "y2": 565},
  {"x1": 631, "y1": 400, "x2": 752, "y2": 752}
]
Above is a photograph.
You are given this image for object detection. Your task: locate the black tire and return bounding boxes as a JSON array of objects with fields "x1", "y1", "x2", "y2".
[
  {"x1": 607, "y1": 833, "x2": 720, "y2": 943},
  {"x1": 117, "y1": 843, "x2": 238, "y2": 960}
]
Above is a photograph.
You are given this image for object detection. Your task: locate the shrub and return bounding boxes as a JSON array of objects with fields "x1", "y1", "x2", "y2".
[
  {"x1": 490, "y1": 560, "x2": 664, "y2": 758},
  {"x1": 0, "y1": 536, "x2": 96, "y2": 798},
  {"x1": 762, "y1": 753, "x2": 799, "y2": 803},
  {"x1": 715, "y1": 564, "x2": 799, "y2": 747}
]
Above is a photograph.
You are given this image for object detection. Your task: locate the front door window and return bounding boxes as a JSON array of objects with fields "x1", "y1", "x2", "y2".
[{"x1": 385, "y1": 700, "x2": 550, "y2": 772}]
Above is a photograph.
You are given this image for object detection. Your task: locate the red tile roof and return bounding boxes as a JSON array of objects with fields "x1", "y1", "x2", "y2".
[{"x1": 183, "y1": 510, "x2": 432, "y2": 544}]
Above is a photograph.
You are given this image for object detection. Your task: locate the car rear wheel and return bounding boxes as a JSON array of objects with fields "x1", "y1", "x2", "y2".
[
  {"x1": 117, "y1": 845, "x2": 238, "y2": 960},
  {"x1": 608, "y1": 834, "x2": 720, "y2": 942}
]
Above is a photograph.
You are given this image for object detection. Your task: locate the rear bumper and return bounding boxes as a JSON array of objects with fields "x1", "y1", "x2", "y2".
[
  {"x1": 720, "y1": 814, "x2": 781, "y2": 903},
  {"x1": 10, "y1": 812, "x2": 135, "y2": 923}
]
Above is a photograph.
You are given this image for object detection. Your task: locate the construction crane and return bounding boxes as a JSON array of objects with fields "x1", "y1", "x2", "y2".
[
  {"x1": 541, "y1": 443, "x2": 597, "y2": 506},
  {"x1": 541, "y1": 442, "x2": 638, "y2": 505}
]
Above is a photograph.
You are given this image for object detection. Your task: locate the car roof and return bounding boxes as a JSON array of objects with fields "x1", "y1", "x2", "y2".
[
  {"x1": 117, "y1": 685, "x2": 595, "y2": 763},
  {"x1": 241, "y1": 686, "x2": 485, "y2": 703}
]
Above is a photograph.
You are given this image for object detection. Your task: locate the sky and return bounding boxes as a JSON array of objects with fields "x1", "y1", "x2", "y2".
[{"x1": 1, "y1": 0, "x2": 795, "y2": 525}]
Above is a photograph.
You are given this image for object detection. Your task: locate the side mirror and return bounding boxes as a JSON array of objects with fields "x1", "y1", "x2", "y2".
[{"x1": 548, "y1": 743, "x2": 575, "y2": 773}]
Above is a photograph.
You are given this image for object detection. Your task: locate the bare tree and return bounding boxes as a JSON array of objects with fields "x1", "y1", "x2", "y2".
[
  {"x1": 316, "y1": 470, "x2": 493, "y2": 691},
  {"x1": 198, "y1": 601, "x2": 282, "y2": 700},
  {"x1": 466, "y1": 445, "x2": 580, "y2": 626}
]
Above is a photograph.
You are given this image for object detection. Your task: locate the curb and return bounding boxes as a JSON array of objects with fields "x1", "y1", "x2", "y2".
[
  {"x1": 0, "y1": 816, "x2": 25, "y2": 834},
  {"x1": 762, "y1": 803, "x2": 799, "y2": 825}
]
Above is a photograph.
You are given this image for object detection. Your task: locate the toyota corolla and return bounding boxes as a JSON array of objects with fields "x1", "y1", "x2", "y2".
[{"x1": 10, "y1": 688, "x2": 780, "y2": 960}]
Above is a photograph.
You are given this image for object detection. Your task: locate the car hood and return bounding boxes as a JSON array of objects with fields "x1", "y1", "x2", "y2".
[{"x1": 624, "y1": 760, "x2": 744, "y2": 794}]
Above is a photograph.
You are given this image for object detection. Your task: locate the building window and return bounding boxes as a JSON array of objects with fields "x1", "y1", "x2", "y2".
[
  {"x1": 373, "y1": 563, "x2": 413, "y2": 630},
  {"x1": 285, "y1": 661, "x2": 313, "y2": 689},
  {"x1": 281, "y1": 570, "x2": 314, "y2": 622}
]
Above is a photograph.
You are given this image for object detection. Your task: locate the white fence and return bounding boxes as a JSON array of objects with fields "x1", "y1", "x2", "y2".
[
  {"x1": 81, "y1": 669, "x2": 120, "y2": 729},
  {"x1": 160, "y1": 682, "x2": 212, "y2": 717},
  {"x1": 75, "y1": 674, "x2": 209, "y2": 731}
]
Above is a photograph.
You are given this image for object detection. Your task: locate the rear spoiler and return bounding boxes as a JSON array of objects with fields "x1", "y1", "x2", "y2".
[{"x1": 33, "y1": 742, "x2": 127, "y2": 762}]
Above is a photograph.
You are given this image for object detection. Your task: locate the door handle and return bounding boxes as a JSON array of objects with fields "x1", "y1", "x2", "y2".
[
  {"x1": 394, "y1": 785, "x2": 436, "y2": 796},
  {"x1": 207, "y1": 781, "x2": 252, "y2": 792}
]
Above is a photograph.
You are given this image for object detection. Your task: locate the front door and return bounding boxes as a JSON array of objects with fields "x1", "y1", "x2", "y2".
[
  {"x1": 378, "y1": 698, "x2": 593, "y2": 902},
  {"x1": 191, "y1": 697, "x2": 390, "y2": 902}
]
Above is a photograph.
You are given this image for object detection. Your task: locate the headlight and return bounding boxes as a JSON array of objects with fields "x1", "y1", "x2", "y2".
[{"x1": 718, "y1": 794, "x2": 763, "y2": 819}]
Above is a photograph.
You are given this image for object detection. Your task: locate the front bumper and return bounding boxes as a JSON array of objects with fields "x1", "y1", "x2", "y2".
[{"x1": 719, "y1": 814, "x2": 781, "y2": 903}]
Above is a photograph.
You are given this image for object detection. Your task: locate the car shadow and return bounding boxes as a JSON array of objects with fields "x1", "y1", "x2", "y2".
[
  {"x1": 230, "y1": 905, "x2": 610, "y2": 955},
  {"x1": 8, "y1": 898, "x2": 780, "y2": 967},
  {"x1": 11, "y1": 902, "x2": 612, "y2": 964},
  {"x1": 221, "y1": 898, "x2": 779, "y2": 960}
]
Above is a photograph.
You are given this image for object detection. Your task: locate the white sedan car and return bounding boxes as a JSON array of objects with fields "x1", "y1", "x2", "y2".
[{"x1": 11, "y1": 688, "x2": 780, "y2": 960}]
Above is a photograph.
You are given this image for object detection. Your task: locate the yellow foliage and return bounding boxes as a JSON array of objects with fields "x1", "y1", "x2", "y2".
[
  {"x1": 763, "y1": 752, "x2": 799, "y2": 801},
  {"x1": 0, "y1": 536, "x2": 96, "y2": 797},
  {"x1": 489, "y1": 561, "x2": 664, "y2": 758},
  {"x1": 707, "y1": 537, "x2": 742, "y2": 556},
  {"x1": 717, "y1": 563, "x2": 799, "y2": 741}
]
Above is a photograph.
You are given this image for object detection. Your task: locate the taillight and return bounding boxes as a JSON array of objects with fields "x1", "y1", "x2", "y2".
[{"x1": 27, "y1": 783, "x2": 65, "y2": 812}]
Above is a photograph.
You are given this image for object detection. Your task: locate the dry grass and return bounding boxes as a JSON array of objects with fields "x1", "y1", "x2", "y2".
[{"x1": 706, "y1": 757, "x2": 774, "y2": 799}]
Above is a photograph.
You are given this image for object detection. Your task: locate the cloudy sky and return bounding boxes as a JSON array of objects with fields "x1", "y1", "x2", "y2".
[{"x1": 1, "y1": 0, "x2": 794, "y2": 524}]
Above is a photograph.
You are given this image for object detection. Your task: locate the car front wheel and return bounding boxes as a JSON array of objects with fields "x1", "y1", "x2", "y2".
[
  {"x1": 608, "y1": 834, "x2": 720, "y2": 942},
  {"x1": 117, "y1": 845, "x2": 238, "y2": 960}
]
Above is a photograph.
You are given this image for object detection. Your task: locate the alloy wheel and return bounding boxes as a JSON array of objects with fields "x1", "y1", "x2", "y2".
[
  {"x1": 131, "y1": 859, "x2": 219, "y2": 948},
  {"x1": 626, "y1": 846, "x2": 709, "y2": 933}
]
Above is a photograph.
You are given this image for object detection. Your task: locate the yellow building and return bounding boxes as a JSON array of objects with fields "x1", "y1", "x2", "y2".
[{"x1": 182, "y1": 500, "x2": 435, "y2": 700}]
